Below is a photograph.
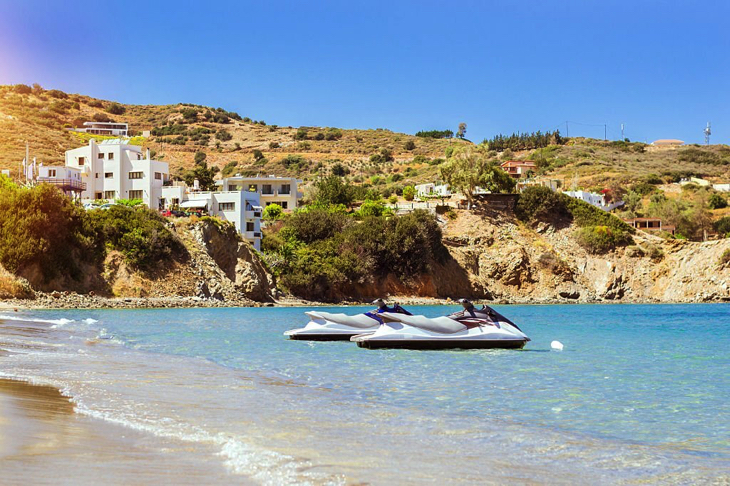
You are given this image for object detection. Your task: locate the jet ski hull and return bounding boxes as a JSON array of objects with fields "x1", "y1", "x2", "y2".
[
  {"x1": 355, "y1": 338, "x2": 527, "y2": 350},
  {"x1": 284, "y1": 311, "x2": 380, "y2": 341}
]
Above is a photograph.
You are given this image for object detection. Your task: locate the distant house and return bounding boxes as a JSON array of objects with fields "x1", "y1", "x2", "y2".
[
  {"x1": 624, "y1": 217, "x2": 675, "y2": 235},
  {"x1": 500, "y1": 160, "x2": 536, "y2": 179},
  {"x1": 70, "y1": 121, "x2": 129, "y2": 137},
  {"x1": 415, "y1": 183, "x2": 451, "y2": 197},
  {"x1": 680, "y1": 177, "x2": 710, "y2": 187},
  {"x1": 650, "y1": 139, "x2": 684, "y2": 148},
  {"x1": 713, "y1": 183, "x2": 730, "y2": 192},
  {"x1": 562, "y1": 190, "x2": 624, "y2": 212}
]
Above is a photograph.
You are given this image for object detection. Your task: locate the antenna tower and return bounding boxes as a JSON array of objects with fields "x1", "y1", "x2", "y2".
[{"x1": 704, "y1": 122, "x2": 711, "y2": 145}]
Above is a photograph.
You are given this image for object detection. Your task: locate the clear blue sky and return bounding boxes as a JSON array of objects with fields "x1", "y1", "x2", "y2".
[{"x1": 1, "y1": 0, "x2": 728, "y2": 144}]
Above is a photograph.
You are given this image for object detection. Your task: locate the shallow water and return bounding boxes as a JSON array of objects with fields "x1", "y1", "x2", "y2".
[{"x1": 0, "y1": 304, "x2": 729, "y2": 484}]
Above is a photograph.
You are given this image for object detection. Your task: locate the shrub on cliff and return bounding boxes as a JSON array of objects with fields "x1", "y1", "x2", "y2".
[
  {"x1": 88, "y1": 206, "x2": 186, "y2": 271},
  {"x1": 0, "y1": 180, "x2": 101, "y2": 284},
  {"x1": 516, "y1": 186, "x2": 568, "y2": 222},
  {"x1": 576, "y1": 225, "x2": 632, "y2": 254}
]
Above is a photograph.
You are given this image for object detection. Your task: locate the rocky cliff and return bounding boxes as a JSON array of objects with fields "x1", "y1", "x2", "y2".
[{"x1": 442, "y1": 209, "x2": 730, "y2": 303}]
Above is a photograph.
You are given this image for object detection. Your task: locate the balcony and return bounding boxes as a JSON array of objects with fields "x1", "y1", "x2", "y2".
[
  {"x1": 245, "y1": 210, "x2": 262, "y2": 220},
  {"x1": 37, "y1": 177, "x2": 86, "y2": 191},
  {"x1": 245, "y1": 231, "x2": 262, "y2": 240}
]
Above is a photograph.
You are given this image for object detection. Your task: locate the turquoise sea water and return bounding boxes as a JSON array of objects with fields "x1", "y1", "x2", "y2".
[{"x1": 1, "y1": 304, "x2": 729, "y2": 484}]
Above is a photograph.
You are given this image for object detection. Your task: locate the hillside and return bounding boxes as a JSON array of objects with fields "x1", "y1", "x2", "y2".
[{"x1": 0, "y1": 84, "x2": 469, "y2": 193}]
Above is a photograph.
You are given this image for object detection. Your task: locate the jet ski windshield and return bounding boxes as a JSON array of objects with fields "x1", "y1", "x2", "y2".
[{"x1": 447, "y1": 305, "x2": 524, "y2": 331}]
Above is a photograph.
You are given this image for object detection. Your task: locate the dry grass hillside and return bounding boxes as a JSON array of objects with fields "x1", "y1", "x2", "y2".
[{"x1": 0, "y1": 84, "x2": 469, "y2": 190}]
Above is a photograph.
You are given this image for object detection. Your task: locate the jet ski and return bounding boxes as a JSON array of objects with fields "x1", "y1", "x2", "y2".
[
  {"x1": 284, "y1": 299, "x2": 412, "y2": 341},
  {"x1": 351, "y1": 299, "x2": 529, "y2": 350}
]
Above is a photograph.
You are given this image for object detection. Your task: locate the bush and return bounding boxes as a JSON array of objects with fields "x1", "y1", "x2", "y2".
[
  {"x1": 46, "y1": 89, "x2": 68, "y2": 99},
  {"x1": 0, "y1": 182, "x2": 100, "y2": 284},
  {"x1": 331, "y1": 162, "x2": 349, "y2": 176},
  {"x1": 180, "y1": 108, "x2": 199, "y2": 122},
  {"x1": 404, "y1": 140, "x2": 416, "y2": 150},
  {"x1": 516, "y1": 186, "x2": 568, "y2": 222},
  {"x1": 87, "y1": 99, "x2": 103, "y2": 108},
  {"x1": 356, "y1": 199, "x2": 391, "y2": 217},
  {"x1": 576, "y1": 225, "x2": 632, "y2": 254},
  {"x1": 13, "y1": 84, "x2": 32, "y2": 94},
  {"x1": 721, "y1": 249, "x2": 730, "y2": 266},
  {"x1": 402, "y1": 185, "x2": 416, "y2": 201},
  {"x1": 88, "y1": 206, "x2": 186, "y2": 271},
  {"x1": 106, "y1": 102, "x2": 126, "y2": 115},
  {"x1": 288, "y1": 208, "x2": 352, "y2": 243},
  {"x1": 93, "y1": 113, "x2": 111, "y2": 123},
  {"x1": 221, "y1": 161, "x2": 238, "y2": 177},
  {"x1": 714, "y1": 216, "x2": 730, "y2": 236},
  {"x1": 252, "y1": 149, "x2": 264, "y2": 161},
  {"x1": 216, "y1": 129, "x2": 233, "y2": 141},
  {"x1": 708, "y1": 193, "x2": 727, "y2": 210},
  {"x1": 388, "y1": 195, "x2": 398, "y2": 204}
]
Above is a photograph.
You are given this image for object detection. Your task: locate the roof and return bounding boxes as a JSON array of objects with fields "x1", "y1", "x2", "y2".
[
  {"x1": 180, "y1": 199, "x2": 209, "y2": 208},
  {"x1": 623, "y1": 218, "x2": 662, "y2": 222},
  {"x1": 651, "y1": 139, "x2": 685, "y2": 145},
  {"x1": 500, "y1": 160, "x2": 536, "y2": 167}
]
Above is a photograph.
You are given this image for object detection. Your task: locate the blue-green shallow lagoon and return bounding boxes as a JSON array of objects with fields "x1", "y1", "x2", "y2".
[{"x1": 2, "y1": 303, "x2": 729, "y2": 484}]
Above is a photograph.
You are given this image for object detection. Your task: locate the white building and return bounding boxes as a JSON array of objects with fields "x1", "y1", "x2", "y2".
[
  {"x1": 713, "y1": 183, "x2": 730, "y2": 192},
  {"x1": 161, "y1": 183, "x2": 263, "y2": 251},
  {"x1": 680, "y1": 177, "x2": 710, "y2": 187},
  {"x1": 216, "y1": 175, "x2": 302, "y2": 210},
  {"x1": 70, "y1": 121, "x2": 129, "y2": 137},
  {"x1": 562, "y1": 190, "x2": 624, "y2": 212},
  {"x1": 415, "y1": 183, "x2": 451, "y2": 198},
  {"x1": 65, "y1": 139, "x2": 169, "y2": 208}
]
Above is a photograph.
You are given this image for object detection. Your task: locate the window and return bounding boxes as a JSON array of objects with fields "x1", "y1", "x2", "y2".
[
  {"x1": 95, "y1": 192, "x2": 103, "y2": 200},
  {"x1": 280, "y1": 184, "x2": 291, "y2": 194},
  {"x1": 158, "y1": 198, "x2": 165, "y2": 210},
  {"x1": 108, "y1": 152, "x2": 114, "y2": 160},
  {"x1": 246, "y1": 222, "x2": 254, "y2": 232},
  {"x1": 262, "y1": 184, "x2": 273, "y2": 195},
  {"x1": 105, "y1": 172, "x2": 113, "y2": 179},
  {"x1": 155, "y1": 172, "x2": 162, "y2": 180},
  {"x1": 129, "y1": 171, "x2": 143, "y2": 180},
  {"x1": 95, "y1": 173, "x2": 99, "y2": 179},
  {"x1": 78, "y1": 157, "x2": 85, "y2": 166},
  {"x1": 48, "y1": 169, "x2": 56, "y2": 177},
  {"x1": 171, "y1": 198, "x2": 179, "y2": 206},
  {"x1": 104, "y1": 191, "x2": 115, "y2": 199},
  {"x1": 129, "y1": 190, "x2": 143, "y2": 200},
  {"x1": 219, "y1": 202, "x2": 235, "y2": 211},
  {"x1": 281, "y1": 201, "x2": 288, "y2": 209},
  {"x1": 228, "y1": 185, "x2": 237, "y2": 192},
  {"x1": 98, "y1": 153, "x2": 105, "y2": 159}
]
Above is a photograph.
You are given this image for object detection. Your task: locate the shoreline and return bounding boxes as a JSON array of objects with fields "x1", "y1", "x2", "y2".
[{"x1": 1, "y1": 292, "x2": 728, "y2": 311}]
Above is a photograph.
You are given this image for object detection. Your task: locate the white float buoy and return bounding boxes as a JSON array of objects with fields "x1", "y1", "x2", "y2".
[{"x1": 551, "y1": 340, "x2": 564, "y2": 351}]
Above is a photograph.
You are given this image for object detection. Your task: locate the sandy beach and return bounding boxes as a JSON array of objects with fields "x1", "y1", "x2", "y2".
[{"x1": 0, "y1": 326, "x2": 252, "y2": 485}]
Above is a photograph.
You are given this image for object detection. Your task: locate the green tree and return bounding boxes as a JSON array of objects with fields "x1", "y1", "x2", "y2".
[
  {"x1": 314, "y1": 175, "x2": 353, "y2": 206},
  {"x1": 263, "y1": 203, "x2": 284, "y2": 221},
  {"x1": 184, "y1": 154, "x2": 219, "y2": 191},
  {"x1": 440, "y1": 147, "x2": 515, "y2": 207},
  {"x1": 457, "y1": 122, "x2": 467, "y2": 139},
  {"x1": 194, "y1": 151, "x2": 207, "y2": 164},
  {"x1": 402, "y1": 185, "x2": 416, "y2": 201}
]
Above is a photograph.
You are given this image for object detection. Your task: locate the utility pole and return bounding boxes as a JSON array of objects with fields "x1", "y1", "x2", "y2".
[
  {"x1": 565, "y1": 121, "x2": 569, "y2": 138},
  {"x1": 604, "y1": 124, "x2": 607, "y2": 141},
  {"x1": 621, "y1": 123, "x2": 624, "y2": 141}
]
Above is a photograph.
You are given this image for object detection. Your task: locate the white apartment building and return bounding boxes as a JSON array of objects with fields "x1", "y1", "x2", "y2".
[
  {"x1": 161, "y1": 183, "x2": 263, "y2": 251},
  {"x1": 70, "y1": 121, "x2": 129, "y2": 137},
  {"x1": 216, "y1": 175, "x2": 302, "y2": 210},
  {"x1": 562, "y1": 190, "x2": 624, "y2": 212},
  {"x1": 65, "y1": 139, "x2": 169, "y2": 208}
]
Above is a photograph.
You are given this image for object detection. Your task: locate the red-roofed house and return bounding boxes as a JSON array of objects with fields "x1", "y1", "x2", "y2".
[{"x1": 500, "y1": 160, "x2": 536, "y2": 179}]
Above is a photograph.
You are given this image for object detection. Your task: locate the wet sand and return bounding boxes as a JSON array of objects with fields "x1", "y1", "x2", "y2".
[{"x1": 0, "y1": 365, "x2": 253, "y2": 485}]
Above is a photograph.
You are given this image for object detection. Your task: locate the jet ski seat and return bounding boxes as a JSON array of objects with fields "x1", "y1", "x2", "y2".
[{"x1": 379, "y1": 313, "x2": 467, "y2": 334}]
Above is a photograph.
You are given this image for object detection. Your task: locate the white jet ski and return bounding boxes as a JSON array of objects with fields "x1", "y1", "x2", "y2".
[
  {"x1": 351, "y1": 299, "x2": 529, "y2": 350},
  {"x1": 284, "y1": 299, "x2": 413, "y2": 341}
]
